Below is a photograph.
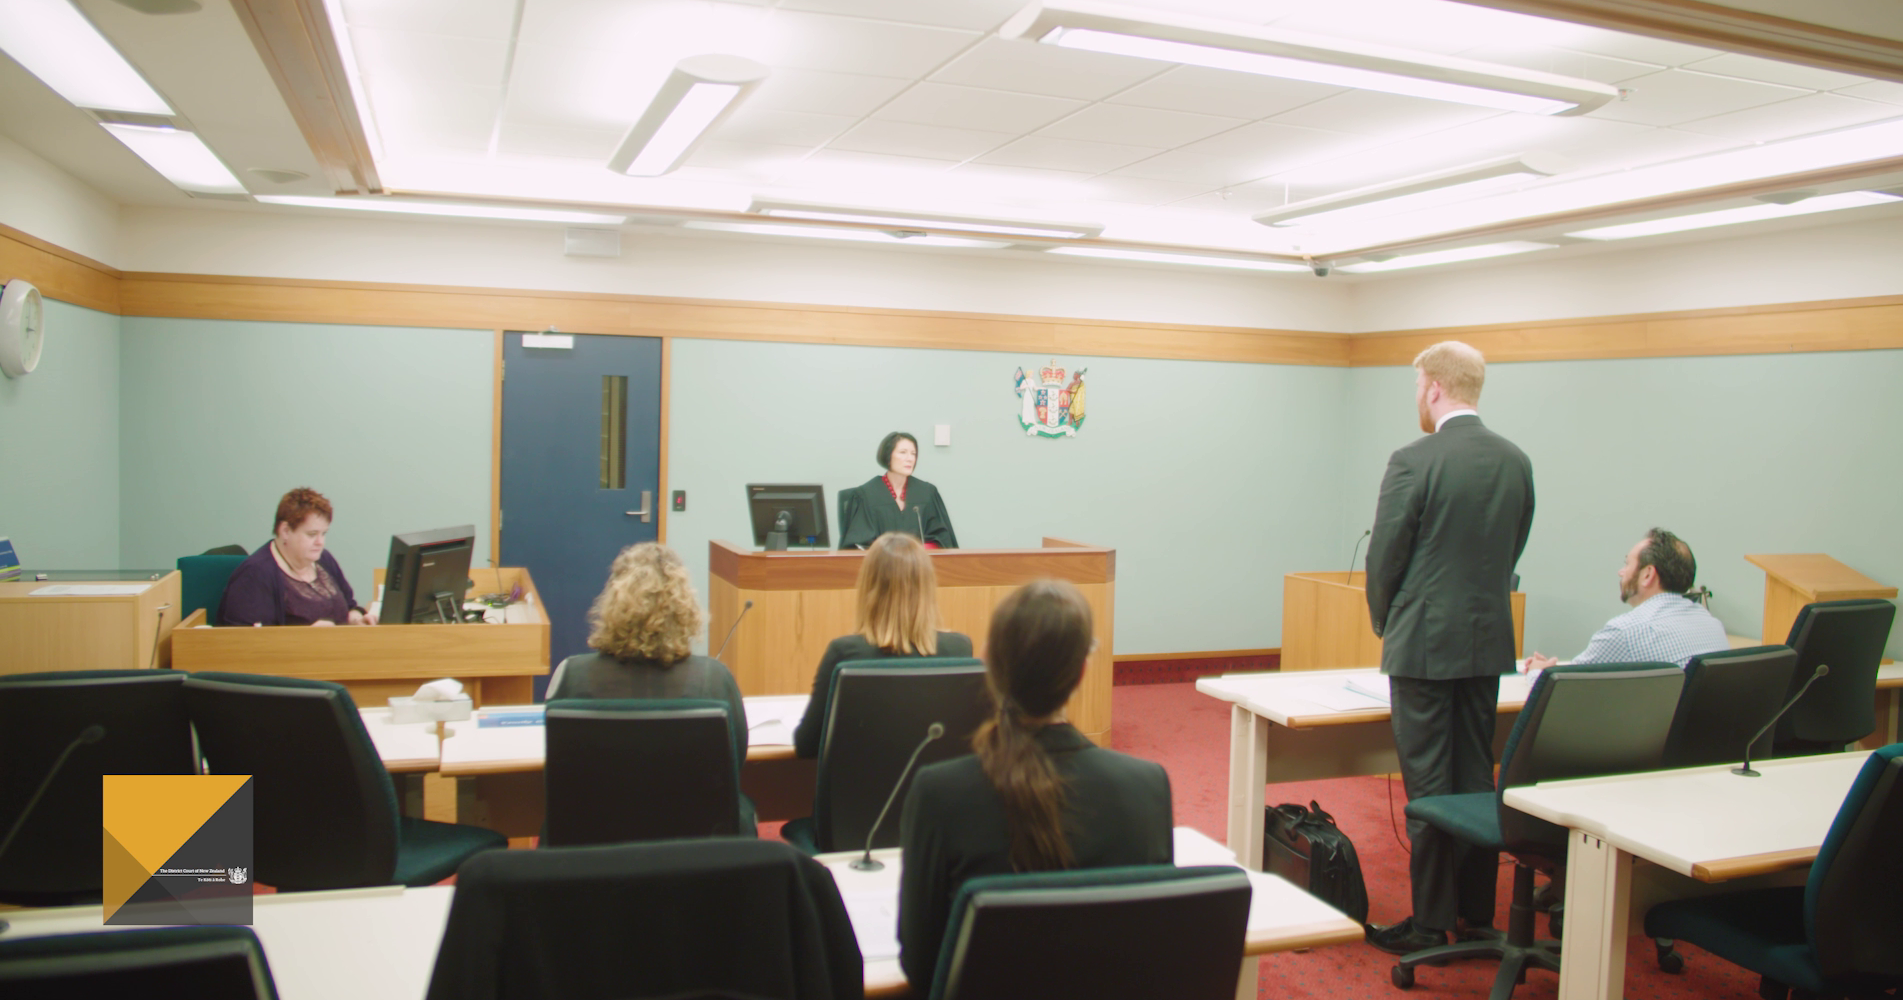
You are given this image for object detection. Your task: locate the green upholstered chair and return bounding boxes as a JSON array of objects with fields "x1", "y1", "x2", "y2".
[
  {"x1": 543, "y1": 698, "x2": 754, "y2": 846},
  {"x1": 0, "y1": 926, "x2": 278, "y2": 999},
  {"x1": 924, "y1": 865, "x2": 1252, "y2": 1000},
  {"x1": 183, "y1": 672, "x2": 505, "y2": 891},
  {"x1": 177, "y1": 552, "x2": 247, "y2": 624}
]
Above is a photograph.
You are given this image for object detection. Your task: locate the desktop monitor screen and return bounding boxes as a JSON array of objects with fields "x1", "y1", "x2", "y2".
[
  {"x1": 381, "y1": 525, "x2": 476, "y2": 624},
  {"x1": 747, "y1": 484, "x2": 829, "y2": 550}
]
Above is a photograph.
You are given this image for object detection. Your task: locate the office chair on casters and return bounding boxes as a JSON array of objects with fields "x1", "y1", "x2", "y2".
[
  {"x1": 923, "y1": 865, "x2": 1253, "y2": 1000},
  {"x1": 1663, "y1": 645, "x2": 1800, "y2": 768},
  {"x1": 183, "y1": 672, "x2": 506, "y2": 891},
  {"x1": 1645, "y1": 744, "x2": 1903, "y2": 1000},
  {"x1": 177, "y1": 552, "x2": 247, "y2": 624},
  {"x1": 0, "y1": 925, "x2": 278, "y2": 1000},
  {"x1": 1393, "y1": 663, "x2": 1686, "y2": 1000},
  {"x1": 782, "y1": 659, "x2": 988, "y2": 855},
  {"x1": 544, "y1": 698, "x2": 753, "y2": 847},
  {"x1": 1774, "y1": 599, "x2": 1896, "y2": 756},
  {"x1": 0, "y1": 670, "x2": 197, "y2": 907}
]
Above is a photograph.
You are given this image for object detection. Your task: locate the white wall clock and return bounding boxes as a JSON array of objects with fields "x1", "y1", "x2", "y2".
[{"x1": 0, "y1": 280, "x2": 44, "y2": 378}]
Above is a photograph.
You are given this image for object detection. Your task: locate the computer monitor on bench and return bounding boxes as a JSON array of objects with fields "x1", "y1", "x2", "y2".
[{"x1": 380, "y1": 525, "x2": 476, "y2": 624}]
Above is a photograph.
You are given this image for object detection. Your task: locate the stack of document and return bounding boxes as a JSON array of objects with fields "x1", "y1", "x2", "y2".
[{"x1": 745, "y1": 696, "x2": 808, "y2": 746}]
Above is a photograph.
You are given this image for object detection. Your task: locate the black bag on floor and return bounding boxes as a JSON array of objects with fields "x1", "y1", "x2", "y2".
[{"x1": 1263, "y1": 800, "x2": 1370, "y2": 925}]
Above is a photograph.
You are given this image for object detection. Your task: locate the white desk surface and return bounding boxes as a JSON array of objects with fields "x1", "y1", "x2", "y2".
[
  {"x1": 1504, "y1": 750, "x2": 1870, "y2": 882},
  {"x1": 1196, "y1": 667, "x2": 1537, "y2": 728}
]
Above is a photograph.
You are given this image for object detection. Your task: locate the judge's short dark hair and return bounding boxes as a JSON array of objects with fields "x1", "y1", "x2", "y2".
[
  {"x1": 876, "y1": 431, "x2": 919, "y2": 470},
  {"x1": 1638, "y1": 527, "x2": 1697, "y2": 594}
]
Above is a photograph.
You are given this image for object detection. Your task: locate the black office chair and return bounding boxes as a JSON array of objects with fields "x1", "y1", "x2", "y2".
[
  {"x1": 1774, "y1": 599, "x2": 1896, "y2": 755},
  {"x1": 1645, "y1": 744, "x2": 1903, "y2": 999},
  {"x1": 1393, "y1": 663, "x2": 1686, "y2": 1000},
  {"x1": 424, "y1": 838, "x2": 862, "y2": 1000},
  {"x1": 1662, "y1": 645, "x2": 1799, "y2": 768},
  {"x1": 544, "y1": 698, "x2": 753, "y2": 846},
  {"x1": 183, "y1": 672, "x2": 506, "y2": 891},
  {"x1": 0, "y1": 670, "x2": 198, "y2": 907},
  {"x1": 0, "y1": 925, "x2": 278, "y2": 999},
  {"x1": 924, "y1": 865, "x2": 1252, "y2": 1000},
  {"x1": 782, "y1": 659, "x2": 989, "y2": 854}
]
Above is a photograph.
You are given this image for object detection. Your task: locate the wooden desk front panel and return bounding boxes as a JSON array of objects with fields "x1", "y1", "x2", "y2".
[
  {"x1": 1282, "y1": 571, "x2": 1524, "y2": 671},
  {"x1": 0, "y1": 572, "x2": 182, "y2": 673}
]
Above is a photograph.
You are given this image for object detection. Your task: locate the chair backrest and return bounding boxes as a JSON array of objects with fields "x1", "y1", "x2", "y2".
[
  {"x1": 813, "y1": 659, "x2": 989, "y2": 853},
  {"x1": 836, "y1": 486, "x2": 859, "y2": 548},
  {"x1": 1809, "y1": 744, "x2": 1903, "y2": 979},
  {"x1": 0, "y1": 926, "x2": 278, "y2": 1000},
  {"x1": 424, "y1": 838, "x2": 861, "y2": 1000},
  {"x1": 1498, "y1": 663, "x2": 1685, "y2": 854},
  {"x1": 928, "y1": 865, "x2": 1252, "y2": 1000},
  {"x1": 182, "y1": 672, "x2": 401, "y2": 891},
  {"x1": 544, "y1": 698, "x2": 742, "y2": 846},
  {"x1": 1778, "y1": 599, "x2": 1897, "y2": 748},
  {"x1": 0, "y1": 670, "x2": 197, "y2": 904},
  {"x1": 1663, "y1": 645, "x2": 1799, "y2": 768},
  {"x1": 177, "y1": 553, "x2": 247, "y2": 624}
]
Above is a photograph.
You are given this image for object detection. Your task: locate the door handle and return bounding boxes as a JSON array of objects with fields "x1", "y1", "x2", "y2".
[{"x1": 625, "y1": 490, "x2": 653, "y2": 523}]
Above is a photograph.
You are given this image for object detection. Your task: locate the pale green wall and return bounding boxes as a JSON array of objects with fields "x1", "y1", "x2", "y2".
[
  {"x1": 666, "y1": 338, "x2": 1353, "y2": 655},
  {"x1": 1343, "y1": 351, "x2": 1903, "y2": 661},
  {"x1": 0, "y1": 299, "x2": 120, "y2": 567},
  {"x1": 117, "y1": 318, "x2": 493, "y2": 602}
]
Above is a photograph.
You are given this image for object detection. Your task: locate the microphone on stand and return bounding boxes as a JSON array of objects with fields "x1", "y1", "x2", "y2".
[
  {"x1": 713, "y1": 601, "x2": 753, "y2": 663},
  {"x1": 1734, "y1": 664, "x2": 1828, "y2": 777},
  {"x1": 0, "y1": 725, "x2": 106, "y2": 933},
  {"x1": 148, "y1": 603, "x2": 172, "y2": 670},
  {"x1": 851, "y1": 722, "x2": 945, "y2": 872},
  {"x1": 1347, "y1": 529, "x2": 1372, "y2": 578},
  {"x1": 916, "y1": 507, "x2": 925, "y2": 543}
]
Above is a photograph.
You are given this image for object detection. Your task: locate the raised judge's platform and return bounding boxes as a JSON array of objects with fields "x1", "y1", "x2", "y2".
[{"x1": 707, "y1": 538, "x2": 1115, "y2": 741}]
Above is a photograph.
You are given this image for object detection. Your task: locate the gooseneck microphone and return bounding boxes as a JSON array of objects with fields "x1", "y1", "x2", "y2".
[
  {"x1": 1734, "y1": 664, "x2": 1829, "y2": 777},
  {"x1": 0, "y1": 724, "x2": 107, "y2": 933},
  {"x1": 147, "y1": 603, "x2": 172, "y2": 670},
  {"x1": 851, "y1": 722, "x2": 945, "y2": 872},
  {"x1": 713, "y1": 601, "x2": 753, "y2": 663},
  {"x1": 1348, "y1": 529, "x2": 1372, "y2": 578}
]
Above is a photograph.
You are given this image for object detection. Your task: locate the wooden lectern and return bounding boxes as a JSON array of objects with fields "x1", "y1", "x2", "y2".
[
  {"x1": 1281, "y1": 571, "x2": 1525, "y2": 671},
  {"x1": 0, "y1": 571, "x2": 183, "y2": 674},
  {"x1": 707, "y1": 538, "x2": 1116, "y2": 741},
  {"x1": 1745, "y1": 554, "x2": 1897, "y2": 647}
]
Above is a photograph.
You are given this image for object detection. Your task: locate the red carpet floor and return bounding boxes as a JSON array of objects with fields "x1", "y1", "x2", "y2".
[{"x1": 1110, "y1": 681, "x2": 1766, "y2": 1000}]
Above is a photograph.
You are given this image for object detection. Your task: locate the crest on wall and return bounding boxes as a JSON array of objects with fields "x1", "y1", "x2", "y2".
[{"x1": 1013, "y1": 361, "x2": 1087, "y2": 438}]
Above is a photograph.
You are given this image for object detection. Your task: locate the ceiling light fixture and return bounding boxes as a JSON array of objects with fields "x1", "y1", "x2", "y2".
[
  {"x1": 1566, "y1": 191, "x2": 1903, "y2": 240},
  {"x1": 1000, "y1": 1, "x2": 1618, "y2": 116},
  {"x1": 608, "y1": 55, "x2": 769, "y2": 177},
  {"x1": 1339, "y1": 241, "x2": 1556, "y2": 272},
  {"x1": 749, "y1": 198, "x2": 1103, "y2": 239},
  {"x1": 1254, "y1": 152, "x2": 1569, "y2": 228},
  {"x1": 1047, "y1": 247, "x2": 1309, "y2": 271},
  {"x1": 0, "y1": 0, "x2": 174, "y2": 114},
  {"x1": 100, "y1": 123, "x2": 247, "y2": 196},
  {"x1": 683, "y1": 221, "x2": 1012, "y2": 249},
  {"x1": 257, "y1": 195, "x2": 627, "y2": 225}
]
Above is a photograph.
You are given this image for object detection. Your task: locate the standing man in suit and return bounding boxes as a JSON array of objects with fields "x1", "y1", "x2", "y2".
[{"x1": 1364, "y1": 341, "x2": 1536, "y2": 954}]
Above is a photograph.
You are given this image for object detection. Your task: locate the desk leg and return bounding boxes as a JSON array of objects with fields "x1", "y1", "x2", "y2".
[
  {"x1": 1233, "y1": 955, "x2": 1259, "y2": 1000},
  {"x1": 1557, "y1": 830, "x2": 1631, "y2": 1000},
  {"x1": 423, "y1": 773, "x2": 458, "y2": 824},
  {"x1": 1227, "y1": 706, "x2": 1268, "y2": 870}
]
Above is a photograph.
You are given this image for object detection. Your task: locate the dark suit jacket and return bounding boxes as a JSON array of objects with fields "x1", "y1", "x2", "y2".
[
  {"x1": 792, "y1": 632, "x2": 974, "y2": 758},
  {"x1": 1366, "y1": 414, "x2": 1535, "y2": 680},
  {"x1": 549, "y1": 652, "x2": 749, "y2": 768},
  {"x1": 839, "y1": 475, "x2": 958, "y2": 549},
  {"x1": 896, "y1": 724, "x2": 1173, "y2": 988}
]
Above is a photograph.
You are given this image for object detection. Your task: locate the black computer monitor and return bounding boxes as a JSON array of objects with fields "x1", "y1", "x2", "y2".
[
  {"x1": 746, "y1": 484, "x2": 829, "y2": 551},
  {"x1": 380, "y1": 524, "x2": 476, "y2": 624}
]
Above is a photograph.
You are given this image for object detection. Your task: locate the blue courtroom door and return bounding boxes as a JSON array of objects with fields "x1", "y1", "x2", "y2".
[{"x1": 499, "y1": 333, "x2": 663, "y2": 697}]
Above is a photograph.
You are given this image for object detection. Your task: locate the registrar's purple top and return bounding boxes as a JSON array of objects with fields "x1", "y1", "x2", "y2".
[{"x1": 219, "y1": 542, "x2": 360, "y2": 626}]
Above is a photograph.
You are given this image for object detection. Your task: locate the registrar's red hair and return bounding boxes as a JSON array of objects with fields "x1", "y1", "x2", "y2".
[{"x1": 274, "y1": 487, "x2": 333, "y2": 532}]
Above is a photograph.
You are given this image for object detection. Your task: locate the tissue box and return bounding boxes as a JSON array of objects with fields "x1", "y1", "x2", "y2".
[{"x1": 388, "y1": 696, "x2": 473, "y2": 723}]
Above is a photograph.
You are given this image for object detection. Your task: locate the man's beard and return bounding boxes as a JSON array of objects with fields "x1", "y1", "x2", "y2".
[
  {"x1": 1418, "y1": 397, "x2": 1434, "y2": 433},
  {"x1": 1619, "y1": 573, "x2": 1639, "y2": 604}
]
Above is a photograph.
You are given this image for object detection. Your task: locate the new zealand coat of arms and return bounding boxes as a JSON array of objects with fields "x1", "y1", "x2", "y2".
[{"x1": 1014, "y1": 361, "x2": 1086, "y2": 438}]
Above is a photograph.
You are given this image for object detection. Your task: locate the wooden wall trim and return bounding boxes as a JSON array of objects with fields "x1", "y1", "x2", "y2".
[
  {"x1": 0, "y1": 225, "x2": 121, "y2": 315},
  {"x1": 227, "y1": 0, "x2": 381, "y2": 193}
]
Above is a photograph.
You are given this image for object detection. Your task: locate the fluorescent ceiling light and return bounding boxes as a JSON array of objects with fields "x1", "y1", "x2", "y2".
[
  {"x1": 1254, "y1": 153, "x2": 1569, "y2": 228},
  {"x1": 750, "y1": 198, "x2": 1102, "y2": 239},
  {"x1": 1340, "y1": 242, "x2": 1556, "y2": 272},
  {"x1": 609, "y1": 54, "x2": 768, "y2": 177},
  {"x1": 101, "y1": 124, "x2": 245, "y2": 195},
  {"x1": 1001, "y1": 1, "x2": 1618, "y2": 116},
  {"x1": 0, "y1": 0, "x2": 173, "y2": 114},
  {"x1": 1567, "y1": 191, "x2": 1903, "y2": 240},
  {"x1": 1048, "y1": 247, "x2": 1309, "y2": 272},
  {"x1": 683, "y1": 221, "x2": 1011, "y2": 249},
  {"x1": 258, "y1": 195, "x2": 627, "y2": 225}
]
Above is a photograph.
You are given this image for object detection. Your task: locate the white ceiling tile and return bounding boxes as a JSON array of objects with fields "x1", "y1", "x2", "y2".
[
  {"x1": 506, "y1": 45, "x2": 670, "y2": 131},
  {"x1": 1108, "y1": 149, "x2": 1258, "y2": 186},
  {"x1": 976, "y1": 135, "x2": 1158, "y2": 173},
  {"x1": 366, "y1": 82, "x2": 503, "y2": 130},
  {"x1": 927, "y1": 37, "x2": 1168, "y2": 101},
  {"x1": 1539, "y1": 26, "x2": 1726, "y2": 66},
  {"x1": 939, "y1": 162, "x2": 1102, "y2": 198},
  {"x1": 1557, "y1": 127, "x2": 1747, "y2": 175},
  {"x1": 1675, "y1": 94, "x2": 1903, "y2": 142},
  {"x1": 775, "y1": 0, "x2": 1022, "y2": 31},
  {"x1": 683, "y1": 139, "x2": 813, "y2": 172},
  {"x1": 1108, "y1": 66, "x2": 1343, "y2": 119},
  {"x1": 715, "y1": 107, "x2": 859, "y2": 146},
  {"x1": 1177, "y1": 120, "x2": 1380, "y2": 170},
  {"x1": 1398, "y1": 112, "x2": 1651, "y2": 161},
  {"x1": 830, "y1": 119, "x2": 1015, "y2": 160},
  {"x1": 794, "y1": 148, "x2": 960, "y2": 173},
  {"x1": 1090, "y1": 175, "x2": 1220, "y2": 206},
  {"x1": 1837, "y1": 80, "x2": 1903, "y2": 106},
  {"x1": 874, "y1": 83, "x2": 1085, "y2": 133},
  {"x1": 338, "y1": 0, "x2": 521, "y2": 37},
  {"x1": 1037, "y1": 103, "x2": 1251, "y2": 148},
  {"x1": 1589, "y1": 69, "x2": 1809, "y2": 127},
  {"x1": 1454, "y1": 44, "x2": 1662, "y2": 85},
  {"x1": 1266, "y1": 0, "x2": 1592, "y2": 55},
  {"x1": 375, "y1": 117, "x2": 495, "y2": 155},
  {"x1": 1682, "y1": 53, "x2": 1876, "y2": 91},
  {"x1": 496, "y1": 122, "x2": 623, "y2": 160},
  {"x1": 1270, "y1": 90, "x2": 1501, "y2": 138},
  {"x1": 515, "y1": 0, "x2": 772, "y2": 55},
  {"x1": 349, "y1": 27, "x2": 512, "y2": 89},
  {"x1": 750, "y1": 69, "x2": 913, "y2": 117},
  {"x1": 754, "y1": 9, "x2": 980, "y2": 78}
]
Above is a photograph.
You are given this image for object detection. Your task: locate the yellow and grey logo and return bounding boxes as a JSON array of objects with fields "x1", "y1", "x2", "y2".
[{"x1": 103, "y1": 775, "x2": 254, "y2": 925}]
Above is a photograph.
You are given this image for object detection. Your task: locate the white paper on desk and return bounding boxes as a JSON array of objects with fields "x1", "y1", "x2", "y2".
[
  {"x1": 841, "y1": 894, "x2": 900, "y2": 961},
  {"x1": 1290, "y1": 683, "x2": 1388, "y2": 712},
  {"x1": 745, "y1": 695, "x2": 808, "y2": 747},
  {"x1": 1343, "y1": 675, "x2": 1390, "y2": 704},
  {"x1": 29, "y1": 584, "x2": 151, "y2": 596}
]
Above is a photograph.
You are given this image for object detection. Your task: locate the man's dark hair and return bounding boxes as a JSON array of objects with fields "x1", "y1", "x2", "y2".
[
  {"x1": 1639, "y1": 527, "x2": 1696, "y2": 594},
  {"x1": 876, "y1": 431, "x2": 918, "y2": 470}
]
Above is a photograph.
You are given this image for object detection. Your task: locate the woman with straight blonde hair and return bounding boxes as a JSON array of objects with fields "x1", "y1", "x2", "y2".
[{"x1": 791, "y1": 532, "x2": 973, "y2": 758}]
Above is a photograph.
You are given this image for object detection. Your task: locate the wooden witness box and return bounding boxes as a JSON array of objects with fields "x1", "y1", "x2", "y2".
[
  {"x1": 707, "y1": 538, "x2": 1116, "y2": 741},
  {"x1": 1281, "y1": 571, "x2": 1526, "y2": 671},
  {"x1": 0, "y1": 572, "x2": 183, "y2": 674},
  {"x1": 171, "y1": 566, "x2": 550, "y2": 706},
  {"x1": 1745, "y1": 553, "x2": 1897, "y2": 648}
]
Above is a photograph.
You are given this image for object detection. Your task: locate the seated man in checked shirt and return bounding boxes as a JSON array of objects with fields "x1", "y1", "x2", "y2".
[{"x1": 1527, "y1": 527, "x2": 1731, "y2": 670}]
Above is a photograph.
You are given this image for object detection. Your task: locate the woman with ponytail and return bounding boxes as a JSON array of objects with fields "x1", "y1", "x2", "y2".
[{"x1": 895, "y1": 579, "x2": 1172, "y2": 986}]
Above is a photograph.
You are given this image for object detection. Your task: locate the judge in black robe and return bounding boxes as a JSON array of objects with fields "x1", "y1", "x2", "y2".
[{"x1": 838, "y1": 431, "x2": 958, "y2": 549}]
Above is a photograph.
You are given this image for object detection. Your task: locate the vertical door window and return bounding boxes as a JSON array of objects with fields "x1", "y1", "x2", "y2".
[{"x1": 600, "y1": 375, "x2": 627, "y2": 490}]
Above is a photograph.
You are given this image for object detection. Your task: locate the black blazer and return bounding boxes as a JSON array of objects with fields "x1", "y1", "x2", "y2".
[
  {"x1": 839, "y1": 476, "x2": 958, "y2": 549},
  {"x1": 549, "y1": 652, "x2": 750, "y2": 768},
  {"x1": 896, "y1": 724, "x2": 1173, "y2": 987},
  {"x1": 1365, "y1": 414, "x2": 1535, "y2": 680},
  {"x1": 792, "y1": 632, "x2": 974, "y2": 758}
]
